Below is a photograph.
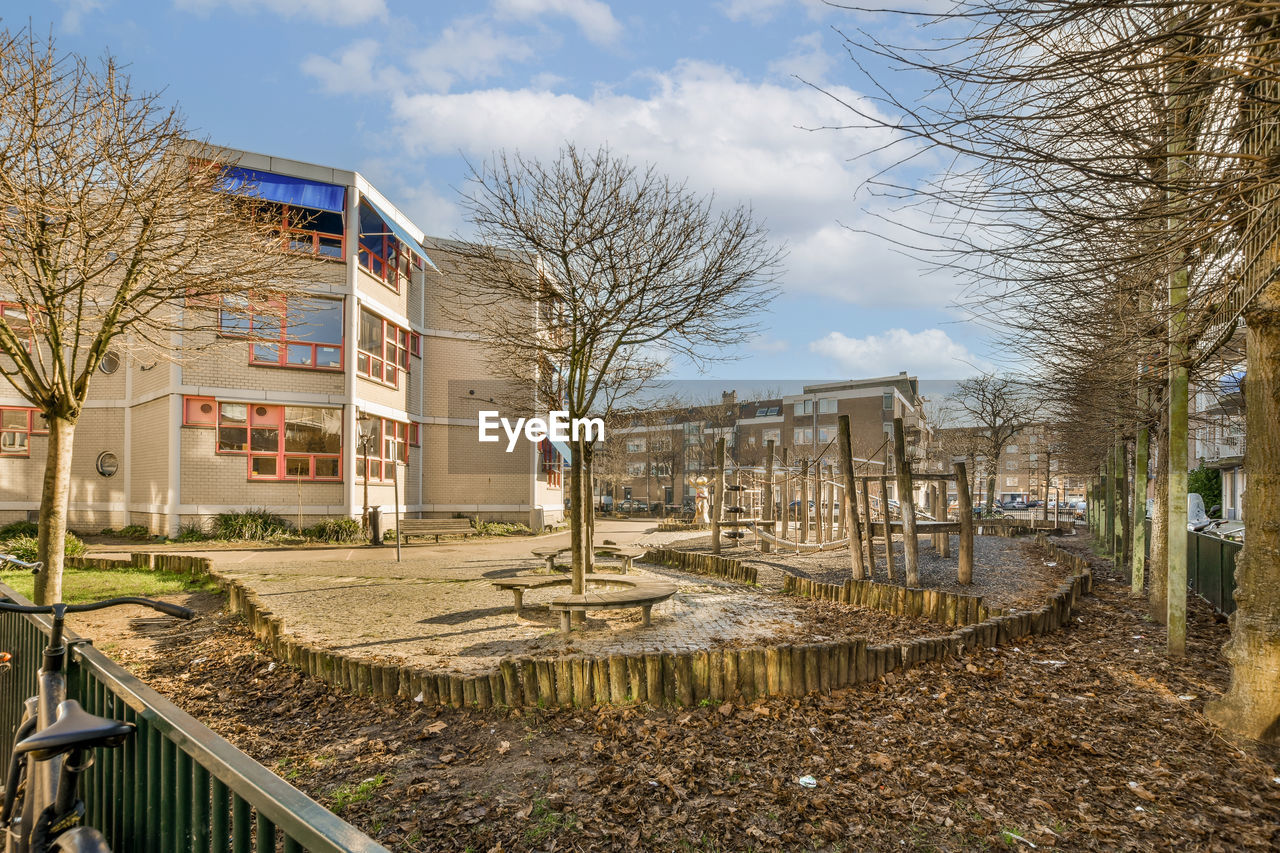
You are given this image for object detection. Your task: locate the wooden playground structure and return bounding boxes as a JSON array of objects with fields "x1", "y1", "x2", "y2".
[{"x1": 706, "y1": 415, "x2": 977, "y2": 586}]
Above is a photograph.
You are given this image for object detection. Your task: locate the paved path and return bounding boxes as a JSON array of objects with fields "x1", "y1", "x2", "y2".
[{"x1": 104, "y1": 521, "x2": 809, "y2": 675}]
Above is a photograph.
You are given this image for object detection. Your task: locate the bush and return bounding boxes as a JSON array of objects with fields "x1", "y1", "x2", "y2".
[
  {"x1": 2, "y1": 532, "x2": 87, "y2": 562},
  {"x1": 174, "y1": 519, "x2": 210, "y2": 543},
  {"x1": 304, "y1": 518, "x2": 363, "y2": 543},
  {"x1": 100, "y1": 524, "x2": 151, "y2": 540},
  {"x1": 211, "y1": 509, "x2": 295, "y2": 541},
  {"x1": 0, "y1": 521, "x2": 38, "y2": 539},
  {"x1": 471, "y1": 519, "x2": 533, "y2": 537}
]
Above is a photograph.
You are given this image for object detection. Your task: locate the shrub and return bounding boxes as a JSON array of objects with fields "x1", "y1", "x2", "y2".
[
  {"x1": 304, "y1": 518, "x2": 363, "y2": 543},
  {"x1": 471, "y1": 519, "x2": 533, "y2": 537},
  {"x1": 211, "y1": 509, "x2": 294, "y2": 541},
  {"x1": 99, "y1": 524, "x2": 151, "y2": 540},
  {"x1": 0, "y1": 521, "x2": 38, "y2": 539},
  {"x1": 2, "y1": 532, "x2": 87, "y2": 562},
  {"x1": 174, "y1": 519, "x2": 211, "y2": 543}
]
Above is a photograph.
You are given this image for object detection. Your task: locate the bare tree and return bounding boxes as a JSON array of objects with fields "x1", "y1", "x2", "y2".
[
  {"x1": 947, "y1": 375, "x2": 1040, "y2": 511},
  {"x1": 0, "y1": 32, "x2": 313, "y2": 603},
  {"x1": 444, "y1": 144, "x2": 780, "y2": 603}
]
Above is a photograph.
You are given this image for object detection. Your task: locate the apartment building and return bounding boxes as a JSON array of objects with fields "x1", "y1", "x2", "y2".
[
  {"x1": 933, "y1": 422, "x2": 1086, "y2": 505},
  {"x1": 1193, "y1": 372, "x2": 1246, "y2": 520},
  {"x1": 605, "y1": 373, "x2": 934, "y2": 507},
  {"x1": 0, "y1": 147, "x2": 565, "y2": 535}
]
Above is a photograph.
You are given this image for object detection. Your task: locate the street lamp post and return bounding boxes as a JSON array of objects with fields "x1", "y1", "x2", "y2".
[{"x1": 357, "y1": 412, "x2": 381, "y2": 546}]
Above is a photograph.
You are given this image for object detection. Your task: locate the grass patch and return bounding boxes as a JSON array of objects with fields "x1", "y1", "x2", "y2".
[
  {"x1": 0, "y1": 564, "x2": 217, "y2": 604},
  {"x1": 331, "y1": 773, "x2": 388, "y2": 815},
  {"x1": 524, "y1": 798, "x2": 578, "y2": 844}
]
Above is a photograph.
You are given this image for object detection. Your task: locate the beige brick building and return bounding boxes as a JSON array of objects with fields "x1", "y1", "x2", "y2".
[{"x1": 0, "y1": 148, "x2": 565, "y2": 535}]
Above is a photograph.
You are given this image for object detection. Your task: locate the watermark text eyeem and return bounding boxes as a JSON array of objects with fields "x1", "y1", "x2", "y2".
[{"x1": 478, "y1": 411, "x2": 605, "y2": 452}]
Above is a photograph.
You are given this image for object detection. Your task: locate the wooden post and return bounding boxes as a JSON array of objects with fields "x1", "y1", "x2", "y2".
[
  {"x1": 814, "y1": 463, "x2": 824, "y2": 545},
  {"x1": 780, "y1": 448, "x2": 789, "y2": 541},
  {"x1": 828, "y1": 465, "x2": 838, "y2": 540},
  {"x1": 712, "y1": 436, "x2": 725, "y2": 555},
  {"x1": 762, "y1": 439, "x2": 774, "y2": 555},
  {"x1": 837, "y1": 415, "x2": 865, "y2": 580},
  {"x1": 799, "y1": 457, "x2": 809, "y2": 544},
  {"x1": 879, "y1": 476, "x2": 895, "y2": 581},
  {"x1": 860, "y1": 477, "x2": 875, "y2": 576},
  {"x1": 955, "y1": 461, "x2": 974, "y2": 585},
  {"x1": 893, "y1": 417, "x2": 920, "y2": 587}
]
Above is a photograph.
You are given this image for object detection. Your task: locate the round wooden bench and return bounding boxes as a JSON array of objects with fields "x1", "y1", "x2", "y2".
[{"x1": 491, "y1": 575, "x2": 677, "y2": 632}]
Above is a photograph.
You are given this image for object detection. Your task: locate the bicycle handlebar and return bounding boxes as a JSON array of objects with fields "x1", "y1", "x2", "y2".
[
  {"x1": 0, "y1": 554, "x2": 43, "y2": 571},
  {"x1": 0, "y1": 596, "x2": 196, "y2": 620}
]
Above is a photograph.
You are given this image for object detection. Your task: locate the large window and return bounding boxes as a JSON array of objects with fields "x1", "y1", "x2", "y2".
[
  {"x1": 0, "y1": 407, "x2": 44, "y2": 456},
  {"x1": 236, "y1": 201, "x2": 344, "y2": 260},
  {"x1": 818, "y1": 398, "x2": 837, "y2": 414},
  {"x1": 793, "y1": 427, "x2": 812, "y2": 445},
  {"x1": 220, "y1": 296, "x2": 343, "y2": 370},
  {"x1": 357, "y1": 309, "x2": 409, "y2": 387},
  {"x1": 215, "y1": 402, "x2": 341, "y2": 480},
  {"x1": 356, "y1": 416, "x2": 407, "y2": 481},
  {"x1": 358, "y1": 203, "x2": 422, "y2": 292}
]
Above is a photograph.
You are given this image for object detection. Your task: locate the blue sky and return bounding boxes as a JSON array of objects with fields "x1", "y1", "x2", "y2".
[{"x1": 10, "y1": 0, "x2": 990, "y2": 384}]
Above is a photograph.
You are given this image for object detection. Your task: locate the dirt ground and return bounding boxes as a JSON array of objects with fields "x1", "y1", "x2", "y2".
[
  {"x1": 675, "y1": 532, "x2": 1068, "y2": 611},
  {"x1": 87, "y1": 537, "x2": 1280, "y2": 852}
]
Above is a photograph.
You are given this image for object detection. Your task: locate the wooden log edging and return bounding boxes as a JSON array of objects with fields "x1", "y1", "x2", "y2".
[
  {"x1": 654, "y1": 521, "x2": 709, "y2": 533},
  {"x1": 642, "y1": 548, "x2": 757, "y2": 585},
  {"x1": 122, "y1": 547, "x2": 1089, "y2": 710},
  {"x1": 780, "y1": 574, "x2": 1003, "y2": 626}
]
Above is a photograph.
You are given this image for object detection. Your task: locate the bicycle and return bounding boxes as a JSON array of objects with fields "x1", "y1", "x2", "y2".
[{"x1": 0, "y1": 555, "x2": 194, "y2": 852}]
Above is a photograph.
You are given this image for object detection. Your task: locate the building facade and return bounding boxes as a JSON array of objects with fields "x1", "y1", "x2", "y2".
[
  {"x1": 0, "y1": 148, "x2": 565, "y2": 535},
  {"x1": 605, "y1": 373, "x2": 935, "y2": 508}
]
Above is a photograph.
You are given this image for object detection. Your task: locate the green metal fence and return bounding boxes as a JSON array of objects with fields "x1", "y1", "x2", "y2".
[
  {"x1": 1186, "y1": 530, "x2": 1240, "y2": 615},
  {"x1": 1, "y1": 583, "x2": 389, "y2": 853},
  {"x1": 1140, "y1": 520, "x2": 1240, "y2": 615}
]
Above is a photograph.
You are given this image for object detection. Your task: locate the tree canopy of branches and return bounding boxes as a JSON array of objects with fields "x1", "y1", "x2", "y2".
[
  {"x1": 946, "y1": 375, "x2": 1040, "y2": 510},
  {"x1": 0, "y1": 30, "x2": 314, "y2": 602},
  {"x1": 829, "y1": 1, "x2": 1280, "y2": 740},
  {"x1": 446, "y1": 144, "x2": 781, "y2": 597}
]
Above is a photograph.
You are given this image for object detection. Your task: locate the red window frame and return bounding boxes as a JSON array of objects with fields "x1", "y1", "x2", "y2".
[
  {"x1": 215, "y1": 402, "x2": 342, "y2": 481},
  {"x1": 279, "y1": 204, "x2": 345, "y2": 261},
  {"x1": 357, "y1": 417, "x2": 408, "y2": 482},
  {"x1": 0, "y1": 407, "x2": 44, "y2": 457},
  {"x1": 409, "y1": 422, "x2": 420, "y2": 446},
  {"x1": 356, "y1": 310, "x2": 409, "y2": 388},
  {"x1": 410, "y1": 332, "x2": 421, "y2": 357},
  {"x1": 220, "y1": 296, "x2": 344, "y2": 372},
  {"x1": 358, "y1": 234, "x2": 422, "y2": 293}
]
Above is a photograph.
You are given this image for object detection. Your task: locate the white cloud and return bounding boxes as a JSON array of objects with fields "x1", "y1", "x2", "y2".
[
  {"x1": 747, "y1": 335, "x2": 790, "y2": 354},
  {"x1": 768, "y1": 32, "x2": 835, "y2": 83},
  {"x1": 300, "y1": 39, "x2": 403, "y2": 96},
  {"x1": 382, "y1": 61, "x2": 941, "y2": 306},
  {"x1": 174, "y1": 0, "x2": 387, "y2": 26},
  {"x1": 56, "y1": 0, "x2": 104, "y2": 34},
  {"x1": 809, "y1": 329, "x2": 989, "y2": 378},
  {"x1": 493, "y1": 0, "x2": 622, "y2": 45}
]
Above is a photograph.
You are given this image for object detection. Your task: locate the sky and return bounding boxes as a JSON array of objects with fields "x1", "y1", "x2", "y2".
[{"x1": 8, "y1": 0, "x2": 991, "y2": 389}]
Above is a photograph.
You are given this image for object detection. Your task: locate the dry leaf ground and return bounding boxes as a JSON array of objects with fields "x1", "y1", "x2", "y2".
[{"x1": 92, "y1": 537, "x2": 1280, "y2": 851}]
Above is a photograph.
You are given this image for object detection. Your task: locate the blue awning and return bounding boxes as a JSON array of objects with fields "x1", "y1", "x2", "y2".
[
  {"x1": 216, "y1": 167, "x2": 346, "y2": 213},
  {"x1": 360, "y1": 199, "x2": 438, "y2": 271},
  {"x1": 551, "y1": 440, "x2": 572, "y2": 462}
]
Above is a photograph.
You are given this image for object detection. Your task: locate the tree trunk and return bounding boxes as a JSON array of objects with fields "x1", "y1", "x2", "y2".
[
  {"x1": 34, "y1": 415, "x2": 76, "y2": 605},
  {"x1": 1132, "y1": 424, "x2": 1149, "y2": 598},
  {"x1": 1119, "y1": 438, "x2": 1132, "y2": 574},
  {"x1": 1207, "y1": 283, "x2": 1280, "y2": 742},
  {"x1": 570, "y1": 440, "x2": 585, "y2": 596},
  {"x1": 1149, "y1": 421, "x2": 1169, "y2": 624}
]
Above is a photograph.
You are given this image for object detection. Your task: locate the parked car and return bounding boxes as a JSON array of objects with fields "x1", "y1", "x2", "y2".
[
  {"x1": 789, "y1": 500, "x2": 816, "y2": 512},
  {"x1": 1074, "y1": 501, "x2": 1087, "y2": 520},
  {"x1": 1009, "y1": 500, "x2": 1028, "y2": 511}
]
